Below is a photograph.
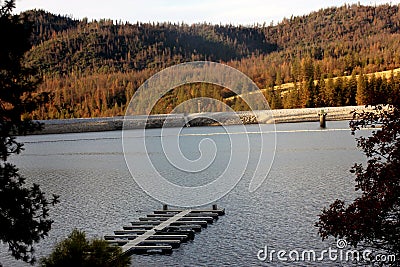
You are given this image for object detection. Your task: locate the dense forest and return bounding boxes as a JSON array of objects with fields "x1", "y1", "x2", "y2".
[{"x1": 20, "y1": 3, "x2": 400, "y2": 119}]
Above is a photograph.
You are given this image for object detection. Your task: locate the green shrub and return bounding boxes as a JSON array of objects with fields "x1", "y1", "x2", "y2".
[{"x1": 41, "y1": 229, "x2": 130, "y2": 267}]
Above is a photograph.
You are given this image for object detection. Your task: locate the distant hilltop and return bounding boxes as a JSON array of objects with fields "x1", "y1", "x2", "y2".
[{"x1": 20, "y1": 4, "x2": 400, "y2": 120}]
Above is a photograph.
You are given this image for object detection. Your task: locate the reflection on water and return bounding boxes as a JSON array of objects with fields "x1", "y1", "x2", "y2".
[{"x1": 1, "y1": 121, "x2": 367, "y2": 266}]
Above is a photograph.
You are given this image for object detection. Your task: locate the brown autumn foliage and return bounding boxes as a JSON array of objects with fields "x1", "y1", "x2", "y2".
[{"x1": 19, "y1": 4, "x2": 400, "y2": 119}]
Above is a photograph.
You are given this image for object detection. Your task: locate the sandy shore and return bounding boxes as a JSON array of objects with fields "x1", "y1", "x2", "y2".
[{"x1": 33, "y1": 106, "x2": 371, "y2": 135}]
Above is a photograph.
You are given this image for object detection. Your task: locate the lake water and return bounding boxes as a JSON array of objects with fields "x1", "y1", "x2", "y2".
[{"x1": 1, "y1": 121, "x2": 368, "y2": 266}]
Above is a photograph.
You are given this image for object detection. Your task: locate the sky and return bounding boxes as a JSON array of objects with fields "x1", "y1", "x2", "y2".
[{"x1": 14, "y1": 0, "x2": 400, "y2": 26}]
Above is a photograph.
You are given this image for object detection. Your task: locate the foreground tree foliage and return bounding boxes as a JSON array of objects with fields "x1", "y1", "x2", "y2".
[
  {"x1": 0, "y1": 0, "x2": 58, "y2": 264},
  {"x1": 316, "y1": 104, "x2": 400, "y2": 265},
  {"x1": 40, "y1": 229, "x2": 131, "y2": 267}
]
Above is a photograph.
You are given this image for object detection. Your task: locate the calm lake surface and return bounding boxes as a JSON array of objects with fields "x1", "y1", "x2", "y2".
[{"x1": 1, "y1": 121, "x2": 368, "y2": 266}]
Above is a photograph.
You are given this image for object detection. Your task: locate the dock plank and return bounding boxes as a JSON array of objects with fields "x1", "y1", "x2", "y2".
[
  {"x1": 130, "y1": 245, "x2": 173, "y2": 253},
  {"x1": 105, "y1": 234, "x2": 188, "y2": 241},
  {"x1": 154, "y1": 209, "x2": 225, "y2": 215},
  {"x1": 139, "y1": 216, "x2": 214, "y2": 223},
  {"x1": 147, "y1": 212, "x2": 219, "y2": 218},
  {"x1": 124, "y1": 224, "x2": 202, "y2": 231}
]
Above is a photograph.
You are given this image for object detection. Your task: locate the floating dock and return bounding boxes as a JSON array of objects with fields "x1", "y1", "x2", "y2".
[{"x1": 105, "y1": 205, "x2": 225, "y2": 255}]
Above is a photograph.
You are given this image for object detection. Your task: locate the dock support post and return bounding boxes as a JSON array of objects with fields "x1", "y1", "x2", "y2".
[
  {"x1": 163, "y1": 204, "x2": 168, "y2": 211},
  {"x1": 183, "y1": 113, "x2": 190, "y2": 127},
  {"x1": 318, "y1": 110, "x2": 327, "y2": 128}
]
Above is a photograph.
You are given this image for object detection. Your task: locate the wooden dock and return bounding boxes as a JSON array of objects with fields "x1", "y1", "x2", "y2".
[{"x1": 105, "y1": 205, "x2": 225, "y2": 255}]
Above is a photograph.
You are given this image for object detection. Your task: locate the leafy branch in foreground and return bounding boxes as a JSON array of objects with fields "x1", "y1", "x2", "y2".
[
  {"x1": 1, "y1": 0, "x2": 58, "y2": 264},
  {"x1": 316, "y1": 104, "x2": 400, "y2": 265}
]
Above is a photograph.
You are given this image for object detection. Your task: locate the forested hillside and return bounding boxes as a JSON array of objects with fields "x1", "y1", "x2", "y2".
[
  {"x1": 24, "y1": 10, "x2": 273, "y2": 75},
  {"x1": 21, "y1": 3, "x2": 400, "y2": 119}
]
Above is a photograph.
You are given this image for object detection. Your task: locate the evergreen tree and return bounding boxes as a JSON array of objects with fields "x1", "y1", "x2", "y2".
[
  {"x1": 40, "y1": 229, "x2": 130, "y2": 267},
  {"x1": 325, "y1": 77, "x2": 335, "y2": 107},
  {"x1": 334, "y1": 77, "x2": 345, "y2": 106},
  {"x1": 346, "y1": 71, "x2": 357, "y2": 106},
  {"x1": 315, "y1": 75, "x2": 326, "y2": 107},
  {"x1": 356, "y1": 73, "x2": 368, "y2": 105},
  {"x1": 0, "y1": 0, "x2": 59, "y2": 264}
]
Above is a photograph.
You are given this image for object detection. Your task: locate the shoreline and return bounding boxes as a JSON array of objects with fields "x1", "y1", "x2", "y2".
[{"x1": 32, "y1": 106, "x2": 370, "y2": 135}]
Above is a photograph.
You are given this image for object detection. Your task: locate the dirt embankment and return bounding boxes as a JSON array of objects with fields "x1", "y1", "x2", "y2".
[{"x1": 34, "y1": 106, "x2": 370, "y2": 135}]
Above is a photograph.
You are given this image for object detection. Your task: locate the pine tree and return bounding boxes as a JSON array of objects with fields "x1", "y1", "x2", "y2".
[
  {"x1": 346, "y1": 71, "x2": 357, "y2": 106},
  {"x1": 356, "y1": 73, "x2": 368, "y2": 105},
  {"x1": 0, "y1": 1, "x2": 59, "y2": 264}
]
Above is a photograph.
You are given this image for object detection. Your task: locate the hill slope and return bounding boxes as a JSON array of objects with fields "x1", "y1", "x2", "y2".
[
  {"x1": 21, "y1": 4, "x2": 400, "y2": 119},
  {"x1": 24, "y1": 10, "x2": 274, "y2": 75}
]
